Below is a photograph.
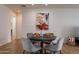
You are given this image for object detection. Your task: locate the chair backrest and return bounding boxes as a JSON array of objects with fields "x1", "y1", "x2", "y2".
[
  {"x1": 50, "y1": 36, "x2": 60, "y2": 44},
  {"x1": 21, "y1": 38, "x2": 32, "y2": 52},
  {"x1": 50, "y1": 36, "x2": 65, "y2": 51},
  {"x1": 21, "y1": 37, "x2": 40, "y2": 52},
  {"x1": 27, "y1": 33, "x2": 33, "y2": 38},
  {"x1": 56, "y1": 37, "x2": 65, "y2": 51}
]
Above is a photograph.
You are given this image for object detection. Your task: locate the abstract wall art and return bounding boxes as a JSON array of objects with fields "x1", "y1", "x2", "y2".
[{"x1": 36, "y1": 13, "x2": 49, "y2": 30}]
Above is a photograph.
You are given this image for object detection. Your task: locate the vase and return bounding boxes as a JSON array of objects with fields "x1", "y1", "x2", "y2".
[{"x1": 40, "y1": 30, "x2": 43, "y2": 37}]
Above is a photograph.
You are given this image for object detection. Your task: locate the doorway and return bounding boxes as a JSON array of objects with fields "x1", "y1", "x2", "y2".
[{"x1": 11, "y1": 16, "x2": 16, "y2": 40}]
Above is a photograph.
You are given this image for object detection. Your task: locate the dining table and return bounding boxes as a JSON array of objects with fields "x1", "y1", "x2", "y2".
[{"x1": 30, "y1": 36, "x2": 56, "y2": 54}]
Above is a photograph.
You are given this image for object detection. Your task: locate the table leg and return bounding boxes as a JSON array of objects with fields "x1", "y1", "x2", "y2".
[{"x1": 40, "y1": 42, "x2": 43, "y2": 54}]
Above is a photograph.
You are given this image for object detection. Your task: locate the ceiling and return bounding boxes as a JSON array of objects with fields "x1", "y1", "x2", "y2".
[
  {"x1": 5, "y1": 4, "x2": 22, "y2": 13},
  {"x1": 5, "y1": 4, "x2": 79, "y2": 13}
]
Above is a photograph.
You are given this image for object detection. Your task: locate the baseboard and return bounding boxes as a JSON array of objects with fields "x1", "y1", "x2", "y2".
[{"x1": 0, "y1": 39, "x2": 11, "y2": 46}]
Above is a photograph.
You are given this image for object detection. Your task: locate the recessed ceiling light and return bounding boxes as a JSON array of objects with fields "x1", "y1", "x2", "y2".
[
  {"x1": 32, "y1": 4, "x2": 34, "y2": 6},
  {"x1": 45, "y1": 4, "x2": 48, "y2": 6}
]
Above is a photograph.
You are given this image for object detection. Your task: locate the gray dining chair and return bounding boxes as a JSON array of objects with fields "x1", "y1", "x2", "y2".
[
  {"x1": 44, "y1": 36, "x2": 65, "y2": 54},
  {"x1": 21, "y1": 37, "x2": 41, "y2": 54},
  {"x1": 27, "y1": 33, "x2": 33, "y2": 38}
]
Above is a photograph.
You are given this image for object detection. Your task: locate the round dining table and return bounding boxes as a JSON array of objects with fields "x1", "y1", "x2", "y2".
[{"x1": 30, "y1": 36, "x2": 56, "y2": 54}]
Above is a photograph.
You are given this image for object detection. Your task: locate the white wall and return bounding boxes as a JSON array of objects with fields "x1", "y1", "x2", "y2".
[
  {"x1": 0, "y1": 5, "x2": 16, "y2": 46},
  {"x1": 53, "y1": 8, "x2": 79, "y2": 37},
  {"x1": 22, "y1": 7, "x2": 79, "y2": 38}
]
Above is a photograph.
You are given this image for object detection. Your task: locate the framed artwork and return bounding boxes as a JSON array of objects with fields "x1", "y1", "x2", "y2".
[{"x1": 36, "y1": 13, "x2": 49, "y2": 30}]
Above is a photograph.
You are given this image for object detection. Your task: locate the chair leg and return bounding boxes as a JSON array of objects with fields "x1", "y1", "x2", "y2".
[
  {"x1": 44, "y1": 49, "x2": 47, "y2": 54},
  {"x1": 23, "y1": 50, "x2": 26, "y2": 54},
  {"x1": 60, "y1": 50, "x2": 62, "y2": 54}
]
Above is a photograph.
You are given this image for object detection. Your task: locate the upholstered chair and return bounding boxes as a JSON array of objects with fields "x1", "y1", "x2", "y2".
[
  {"x1": 44, "y1": 36, "x2": 65, "y2": 54},
  {"x1": 21, "y1": 37, "x2": 41, "y2": 54}
]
